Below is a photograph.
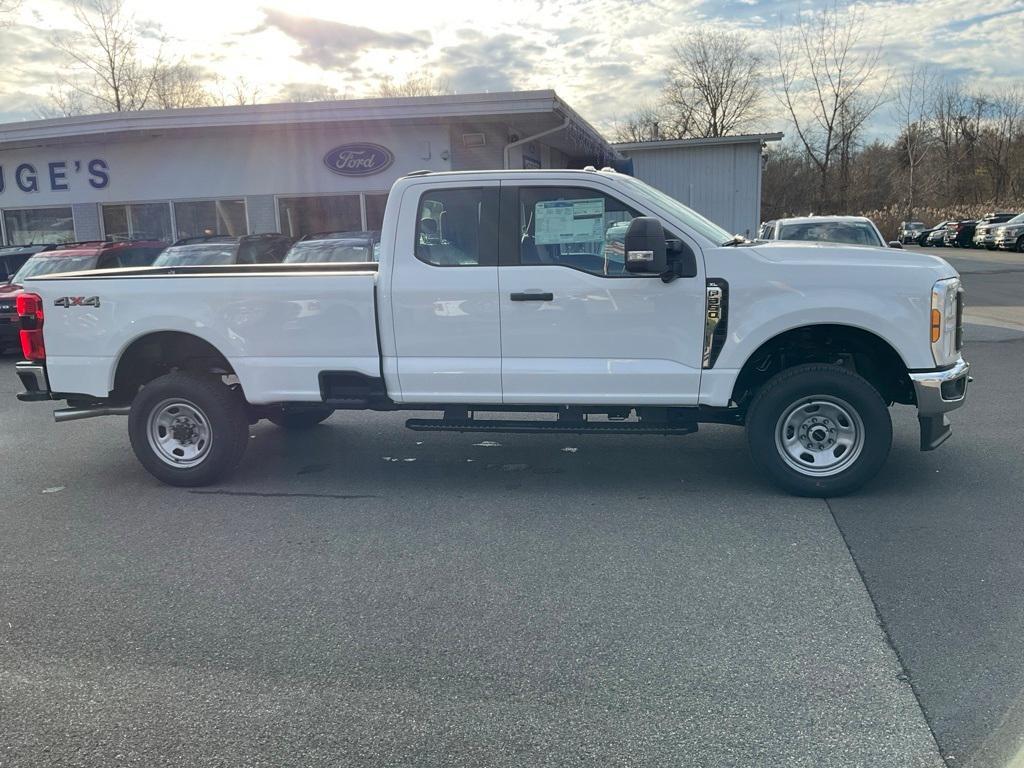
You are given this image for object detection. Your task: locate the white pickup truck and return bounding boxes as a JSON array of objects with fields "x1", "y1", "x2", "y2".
[{"x1": 13, "y1": 168, "x2": 970, "y2": 496}]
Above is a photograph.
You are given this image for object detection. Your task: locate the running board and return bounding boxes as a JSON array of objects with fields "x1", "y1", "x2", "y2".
[{"x1": 405, "y1": 418, "x2": 698, "y2": 435}]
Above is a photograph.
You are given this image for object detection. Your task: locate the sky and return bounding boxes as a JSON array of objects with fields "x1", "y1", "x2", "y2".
[{"x1": 1, "y1": 0, "x2": 1022, "y2": 139}]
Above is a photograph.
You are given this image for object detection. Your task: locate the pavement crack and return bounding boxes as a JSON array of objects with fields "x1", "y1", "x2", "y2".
[
  {"x1": 189, "y1": 490, "x2": 378, "y2": 500},
  {"x1": 824, "y1": 497, "x2": 952, "y2": 767}
]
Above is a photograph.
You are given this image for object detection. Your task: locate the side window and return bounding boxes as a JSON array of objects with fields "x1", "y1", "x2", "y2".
[
  {"x1": 415, "y1": 187, "x2": 498, "y2": 267},
  {"x1": 97, "y1": 252, "x2": 121, "y2": 270},
  {"x1": 515, "y1": 187, "x2": 645, "y2": 276}
]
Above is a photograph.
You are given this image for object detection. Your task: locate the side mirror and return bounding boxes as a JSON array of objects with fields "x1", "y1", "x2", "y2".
[
  {"x1": 888, "y1": 240, "x2": 904, "y2": 249},
  {"x1": 624, "y1": 217, "x2": 667, "y2": 274}
]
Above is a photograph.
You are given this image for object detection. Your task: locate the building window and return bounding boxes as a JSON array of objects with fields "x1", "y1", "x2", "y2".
[
  {"x1": 173, "y1": 199, "x2": 247, "y2": 239},
  {"x1": 364, "y1": 193, "x2": 388, "y2": 231},
  {"x1": 277, "y1": 195, "x2": 362, "y2": 238},
  {"x1": 102, "y1": 202, "x2": 173, "y2": 242},
  {"x1": 3, "y1": 207, "x2": 75, "y2": 245}
]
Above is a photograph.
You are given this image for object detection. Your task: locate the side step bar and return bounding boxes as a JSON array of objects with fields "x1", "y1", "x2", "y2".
[{"x1": 405, "y1": 418, "x2": 698, "y2": 435}]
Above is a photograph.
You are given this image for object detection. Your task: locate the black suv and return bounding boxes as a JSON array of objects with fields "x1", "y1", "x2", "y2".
[
  {"x1": 284, "y1": 230, "x2": 381, "y2": 264},
  {"x1": 153, "y1": 233, "x2": 293, "y2": 267},
  {"x1": 0, "y1": 244, "x2": 56, "y2": 283}
]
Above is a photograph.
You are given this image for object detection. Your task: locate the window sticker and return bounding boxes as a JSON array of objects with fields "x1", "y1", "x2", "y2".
[{"x1": 534, "y1": 198, "x2": 605, "y2": 245}]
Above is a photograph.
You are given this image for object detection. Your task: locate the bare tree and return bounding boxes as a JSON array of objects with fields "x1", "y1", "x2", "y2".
[
  {"x1": 376, "y1": 73, "x2": 450, "y2": 98},
  {"x1": 664, "y1": 30, "x2": 764, "y2": 138},
  {"x1": 892, "y1": 65, "x2": 937, "y2": 218},
  {"x1": 979, "y1": 86, "x2": 1024, "y2": 201},
  {"x1": 0, "y1": 0, "x2": 21, "y2": 25},
  {"x1": 773, "y1": 3, "x2": 887, "y2": 211},
  {"x1": 611, "y1": 103, "x2": 687, "y2": 143},
  {"x1": 151, "y1": 62, "x2": 213, "y2": 109},
  {"x1": 52, "y1": 0, "x2": 166, "y2": 113},
  {"x1": 278, "y1": 82, "x2": 343, "y2": 103}
]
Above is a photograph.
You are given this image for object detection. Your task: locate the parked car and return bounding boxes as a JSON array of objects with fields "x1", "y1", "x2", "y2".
[
  {"x1": 14, "y1": 168, "x2": 969, "y2": 498},
  {"x1": 946, "y1": 213, "x2": 1017, "y2": 248},
  {"x1": 0, "y1": 244, "x2": 57, "y2": 283},
  {"x1": 993, "y1": 213, "x2": 1024, "y2": 252},
  {"x1": 920, "y1": 222, "x2": 954, "y2": 247},
  {"x1": 898, "y1": 221, "x2": 926, "y2": 244},
  {"x1": 761, "y1": 216, "x2": 897, "y2": 248},
  {"x1": 284, "y1": 231, "x2": 381, "y2": 264},
  {"x1": 0, "y1": 239, "x2": 166, "y2": 355},
  {"x1": 758, "y1": 220, "x2": 777, "y2": 240},
  {"x1": 154, "y1": 233, "x2": 293, "y2": 267},
  {"x1": 973, "y1": 212, "x2": 1020, "y2": 249}
]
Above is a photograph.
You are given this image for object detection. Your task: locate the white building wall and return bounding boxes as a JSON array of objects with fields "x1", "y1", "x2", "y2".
[
  {"x1": 625, "y1": 143, "x2": 763, "y2": 238},
  {"x1": 0, "y1": 124, "x2": 453, "y2": 211}
]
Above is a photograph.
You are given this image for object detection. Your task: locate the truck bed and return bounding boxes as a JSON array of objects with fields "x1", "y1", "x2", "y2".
[{"x1": 26, "y1": 263, "x2": 381, "y2": 404}]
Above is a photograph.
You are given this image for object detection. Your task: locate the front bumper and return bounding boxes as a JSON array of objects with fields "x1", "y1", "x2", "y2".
[
  {"x1": 909, "y1": 358, "x2": 971, "y2": 450},
  {"x1": 995, "y1": 234, "x2": 1021, "y2": 249},
  {"x1": 15, "y1": 361, "x2": 51, "y2": 402}
]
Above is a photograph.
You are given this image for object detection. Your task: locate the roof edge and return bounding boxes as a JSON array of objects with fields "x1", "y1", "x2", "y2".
[{"x1": 614, "y1": 132, "x2": 784, "y2": 151}]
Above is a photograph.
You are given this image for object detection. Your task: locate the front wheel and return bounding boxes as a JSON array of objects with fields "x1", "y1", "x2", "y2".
[
  {"x1": 1016, "y1": 236, "x2": 1024, "y2": 253},
  {"x1": 129, "y1": 371, "x2": 250, "y2": 486},
  {"x1": 745, "y1": 364, "x2": 892, "y2": 497}
]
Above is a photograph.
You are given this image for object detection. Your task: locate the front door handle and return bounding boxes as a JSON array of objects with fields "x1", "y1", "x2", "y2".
[{"x1": 510, "y1": 291, "x2": 553, "y2": 302}]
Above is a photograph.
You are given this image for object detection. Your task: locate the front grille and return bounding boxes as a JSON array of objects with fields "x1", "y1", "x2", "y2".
[{"x1": 955, "y1": 290, "x2": 964, "y2": 350}]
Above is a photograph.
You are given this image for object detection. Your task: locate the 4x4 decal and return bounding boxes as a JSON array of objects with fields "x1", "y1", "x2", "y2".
[{"x1": 54, "y1": 296, "x2": 100, "y2": 308}]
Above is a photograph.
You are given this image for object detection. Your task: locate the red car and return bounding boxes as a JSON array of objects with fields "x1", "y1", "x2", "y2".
[{"x1": 0, "y1": 239, "x2": 167, "y2": 355}]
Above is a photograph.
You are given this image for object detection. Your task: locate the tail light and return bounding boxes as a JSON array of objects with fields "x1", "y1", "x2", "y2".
[{"x1": 16, "y1": 292, "x2": 45, "y2": 361}]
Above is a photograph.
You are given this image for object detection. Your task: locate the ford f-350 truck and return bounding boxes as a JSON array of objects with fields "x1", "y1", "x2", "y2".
[{"x1": 13, "y1": 169, "x2": 970, "y2": 496}]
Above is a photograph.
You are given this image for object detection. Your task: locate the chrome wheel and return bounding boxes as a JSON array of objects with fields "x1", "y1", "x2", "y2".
[
  {"x1": 775, "y1": 396, "x2": 864, "y2": 477},
  {"x1": 147, "y1": 398, "x2": 213, "y2": 468}
]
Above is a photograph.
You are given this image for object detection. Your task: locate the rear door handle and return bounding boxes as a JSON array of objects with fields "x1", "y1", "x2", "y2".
[{"x1": 510, "y1": 292, "x2": 553, "y2": 302}]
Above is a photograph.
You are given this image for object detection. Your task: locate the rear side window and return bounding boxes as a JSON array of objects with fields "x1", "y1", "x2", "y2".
[
  {"x1": 415, "y1": 188, "x2": 498, "y2": 267},
  {"x1": 240, "y1": 238, "x2": 290, "y2": 264},
  {"x1": 117, "y1": 247, "x2": 164, "y2": 267}
]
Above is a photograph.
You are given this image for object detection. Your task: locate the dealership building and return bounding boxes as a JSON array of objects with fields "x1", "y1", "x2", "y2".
[{"x1": 0, "y1": 89, "x2": 776, "y2": 245}]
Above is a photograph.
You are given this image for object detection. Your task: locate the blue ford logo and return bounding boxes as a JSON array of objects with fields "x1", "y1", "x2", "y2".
[{"x1": 323, "y1": 143, "x2": 394, "y2": 177}]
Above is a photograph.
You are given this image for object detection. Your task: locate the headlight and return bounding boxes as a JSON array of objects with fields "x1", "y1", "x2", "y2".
[{"x1": 931, "y1": 277, "x2": 961, "y2": 366}]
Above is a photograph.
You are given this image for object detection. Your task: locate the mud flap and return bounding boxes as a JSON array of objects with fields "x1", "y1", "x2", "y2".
[{"x1": 919, "y1": 414, "x2": 952, "y2": 451}]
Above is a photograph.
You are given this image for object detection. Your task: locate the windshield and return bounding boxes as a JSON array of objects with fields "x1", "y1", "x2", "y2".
[
  {"x1": 285, "y1": 239, "x2": 376, "y2": 264},
  {"x1": 616, "y1": 175, "x2": 732, "y2": 245},
  {"x1": 1005, "y1": 213, "x2": 1024, "y2": 225},
  {"x1": 11, "y1": 254, "x2": 97, "y2": 283},
  {"x1": 776, "y1": 221, "x2": 884, "y2": 247},
  {"x1": 154, "y1": 244, "x2": 236, "y2": 266},
  {"x1": 905, "y1": 222, "x2": 925, "y2": 230}
]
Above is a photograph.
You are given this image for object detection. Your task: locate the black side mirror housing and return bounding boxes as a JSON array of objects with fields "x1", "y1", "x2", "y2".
[
  {"x1": 888, "y1": 240, "x2": 904, "y2": 249},
  {"x1": 624, "y1": 217, "x2": 667, "y2": 274}
]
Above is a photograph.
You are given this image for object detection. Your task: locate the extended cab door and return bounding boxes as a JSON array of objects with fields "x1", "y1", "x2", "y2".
[
  {"x1": 388, "y1": 181, "x2": 502, "y2": 403},
  {"x1": 498, "y1": 182, "x2": 706, "y2": 405}
]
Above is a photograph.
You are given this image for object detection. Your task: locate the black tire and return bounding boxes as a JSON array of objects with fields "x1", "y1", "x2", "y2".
[
  {"x1": 267, "y1": 407, "x2": 334, "y2": 429},
  {"x1": 745, "y1": 363, "x2": 892, "y2": 497},
  {"x1": 128, "y1": 371, "x2": 249, "y2": 487},
  {"x1": 1016, "y1": 236, "x2": 1024, "y2": 254}
]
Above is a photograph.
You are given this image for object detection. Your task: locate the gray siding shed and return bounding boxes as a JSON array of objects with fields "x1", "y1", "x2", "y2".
[{"x1": 616, "y1": 133, "x2": 782, "y2": 239}]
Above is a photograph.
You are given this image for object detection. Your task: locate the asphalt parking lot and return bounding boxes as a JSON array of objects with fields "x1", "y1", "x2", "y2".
[{"x1": 1, "y1": 245, "x2": 1022, "y2": 768}]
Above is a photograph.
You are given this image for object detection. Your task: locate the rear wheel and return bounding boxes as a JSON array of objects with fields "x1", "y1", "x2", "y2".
[
  {"x1": 745, "y1": 364, "x2": 892, "y2": 497},
  {"x1": 129, "y1": 371, "x2": 249, "y2": 486},
  {"x1": 267, "y1": 407, "x2": 334, "y2": 429}
]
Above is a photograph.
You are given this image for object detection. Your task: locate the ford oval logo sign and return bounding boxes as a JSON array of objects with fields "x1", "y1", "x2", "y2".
[{"x1": 323, "y1": 143, "x2": 394, "y2": 177}]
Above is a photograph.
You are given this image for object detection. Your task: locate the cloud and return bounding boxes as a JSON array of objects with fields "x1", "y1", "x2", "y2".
[
  {"x1": 257, "y1": 8, "x2": 430, "y2": 69},
  {"x1": 436, "y1": 31, "x2": 547, "y2": 92}
]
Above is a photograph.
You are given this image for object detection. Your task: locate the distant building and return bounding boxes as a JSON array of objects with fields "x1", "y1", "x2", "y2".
[
  {"x1": 0, "y1": 89, "x2": 777, "y2": 244},
  {"x1": 615, "y1": 133, "x2": 784, "y2": 238}
]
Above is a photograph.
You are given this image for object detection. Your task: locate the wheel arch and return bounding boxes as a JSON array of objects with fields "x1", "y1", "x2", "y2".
[
  {"x1": 730, "y1": 323, "x2": 914, "y2": 408},
  {"x1": 110, "y1": 331, "x2": 241, "y2": 404}
]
